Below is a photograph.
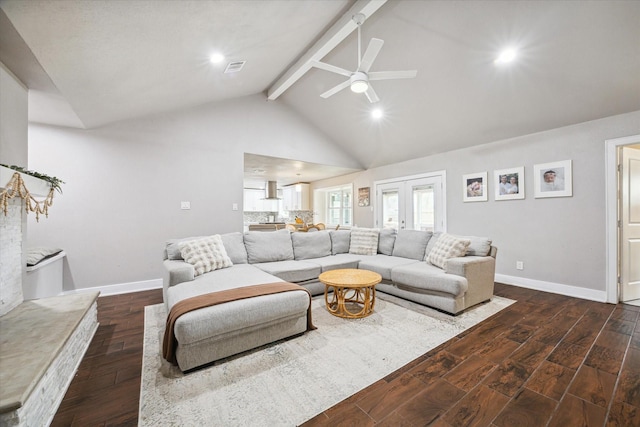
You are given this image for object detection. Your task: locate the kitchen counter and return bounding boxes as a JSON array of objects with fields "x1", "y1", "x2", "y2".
[{"x1": 248, "y1": 223, "x2": 287, "y2": 232}]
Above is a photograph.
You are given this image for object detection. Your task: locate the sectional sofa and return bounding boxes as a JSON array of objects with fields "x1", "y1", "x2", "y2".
[{"x1": 162, "y1": 228, "x2": 496, "y2": 372}]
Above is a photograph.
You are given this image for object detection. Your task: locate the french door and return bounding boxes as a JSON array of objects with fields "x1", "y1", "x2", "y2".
[{"x1": 375, "y1": 173, "x2": 445, "y2": 231}]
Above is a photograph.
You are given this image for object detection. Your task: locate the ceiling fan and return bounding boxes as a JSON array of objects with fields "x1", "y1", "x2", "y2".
[{"x1": 311, "y1": 13, "x2": 417, "y2": 103}]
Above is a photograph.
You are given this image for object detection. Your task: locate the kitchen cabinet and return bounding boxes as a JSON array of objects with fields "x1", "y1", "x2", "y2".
[
  {"x1": 282, "y1": 184, "x2": 310, "y2": 211},
  {"x1": 243, "y1": 189, "x2": 279, "y2": 211}
]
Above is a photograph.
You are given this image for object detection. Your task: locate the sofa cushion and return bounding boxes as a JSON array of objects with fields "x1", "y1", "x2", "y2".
[
  {"x1": 349, "y1": 227, "x2": 379, "y2": 256},
  {"x1": 357, "y1": 254, "x2": 419, "y2": 281},
  {"x1": 462, "y1": 236, "x2": 493, "y2": 257},
  {"x1": 244, "y1": 229, "x2": 294, "y2": 263},
  {"x1": 167, "y1": 264, "x2": 283, "y2": 308},
  {"x1": 391, "y1": 262, "x2": 469, "y2": 296},
  {"x1": 179, "y1": 235, "x2": 233, "y2": 276},
  {"x1": 304, "y1": 254, "x2": 363, "y2": 272},
  {"x1": 392, "y1": 230, "x2": 432, "y2": 260},
  {"x1": 26, "y1": 247, "x2": 63, "y2": 266},
  {"x1": 292, "y1": 231, "x2": 332, "y2": 260},
  {"x1": 329, "y1": 230, "x2": 351, "y2": 254},
  {"x1": 220, "y1": 232, "x2": 248, "y2": 264},
  {"x1": 166, "y1": 235, "x2": 208, "y2": 260},
  {"x1": 377, "y1": 228, "x2": 396, "y2": 255},
  {"x1": 427, "y1": 233, "x2": 471, "y2": 269},
  {"x1": 253, "y1": 260, "x2": 321, "y2": 283}
]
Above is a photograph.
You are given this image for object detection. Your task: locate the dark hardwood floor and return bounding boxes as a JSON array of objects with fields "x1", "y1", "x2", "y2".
[{"x1": 52, "y1": 283, "x2": 640, "y2": 426}]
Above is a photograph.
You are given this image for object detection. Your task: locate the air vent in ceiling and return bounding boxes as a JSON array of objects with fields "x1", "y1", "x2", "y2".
[{"x1": 224, "y1": 61, "x2": 246, "y2": 74}]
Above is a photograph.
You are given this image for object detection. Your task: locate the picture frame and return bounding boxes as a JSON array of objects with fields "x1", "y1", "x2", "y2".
[
  {"x1": 463, "y1": 172, "x2": 488, "y2": 202},
  {"x1": 494, "y1": 167, "x2": 525, "y2": 200},
  {"x1": 534, "y1": 160, "x2": 572, "y2": 198},
  {"x1": 358, "y1": 187, "x2": 370, "y2": 207}
]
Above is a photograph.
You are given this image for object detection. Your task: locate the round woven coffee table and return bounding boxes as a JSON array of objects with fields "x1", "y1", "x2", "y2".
[{"x1": 319, "y1": 269, "x2": 382, "y2": 319}]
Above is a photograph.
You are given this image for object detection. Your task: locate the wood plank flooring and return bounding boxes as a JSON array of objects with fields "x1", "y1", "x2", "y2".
[{"x1": 51, "y1": 283, "x2": 640, "y2": 426}]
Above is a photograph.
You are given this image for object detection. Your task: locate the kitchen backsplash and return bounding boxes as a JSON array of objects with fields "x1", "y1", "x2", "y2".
[{"x1": 243, "y1": 210, "x2": 313, "y2": 224}]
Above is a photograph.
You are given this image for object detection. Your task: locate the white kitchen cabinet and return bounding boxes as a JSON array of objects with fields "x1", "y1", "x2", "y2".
[
  {"x1": 282, "y1": 184, "x2": 310, "y2": 211},
  {"x1": 243, "y1": 189, "x2": 279, "y2": 211}
]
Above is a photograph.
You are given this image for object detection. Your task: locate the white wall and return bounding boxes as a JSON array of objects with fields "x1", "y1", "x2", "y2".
[
  {"x1": 27, "y1": 94, "x2": 361, "y2": 292},
  {"x1": 0, "y1": 62, "x2": 27, "y2": 165},
  {"x1": 313, "y1": 111, "x2": 640, "y2": 300}
]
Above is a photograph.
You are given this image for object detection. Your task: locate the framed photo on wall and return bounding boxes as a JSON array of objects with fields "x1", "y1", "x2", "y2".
[
  {"x1": 463, "y1": 172, "x2": 488, "y2": 202},
  {"x1": 494, "y1": 167, "x2": 525, "y2": 200},
  {"x1": 534, "y1": 160, "x2": 572, "y2": 198},
  {"x1": 358, "y1": 187, "x2": 370, "y2": 207}
]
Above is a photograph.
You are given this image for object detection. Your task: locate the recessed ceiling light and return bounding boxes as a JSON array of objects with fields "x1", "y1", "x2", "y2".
[
  {"x1": 210, "y1": 53, "x2": 225, "y2": 64},
  {"x1": 372, "y1": 108, "x2": 383, "y2": 119},
  {"x1": 494, "y1": 48, "x2": 517, "y2": 65}
]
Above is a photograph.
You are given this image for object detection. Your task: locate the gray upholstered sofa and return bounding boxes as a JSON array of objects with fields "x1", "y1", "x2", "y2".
[{"x1": 162, "y1": 228, "x2": 496, "y2": 371}]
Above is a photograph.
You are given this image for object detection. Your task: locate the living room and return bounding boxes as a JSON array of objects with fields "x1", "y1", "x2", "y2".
[{"x1": 1, "y1": 1, "x2": 639, "y2": 426}]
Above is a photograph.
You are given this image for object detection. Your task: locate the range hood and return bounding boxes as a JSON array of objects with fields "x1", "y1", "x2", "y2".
[{"x1": 263, "y1": 181, "x2": 281, "y2": 200}]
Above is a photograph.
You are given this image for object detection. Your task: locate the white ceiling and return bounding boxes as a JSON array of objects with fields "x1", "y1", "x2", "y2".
[
  {"x1": 244, "y1": 153, "x2": 361, "y2": 188},
  {"x1": 2, "y1": 0, "x2": 639, "y2": 177}
]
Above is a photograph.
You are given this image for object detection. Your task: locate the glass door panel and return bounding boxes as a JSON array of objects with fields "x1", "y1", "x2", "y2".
[
  {"x1": 412, "y1": 184, "x2": 435, "y2": 231},
  {"x1": 383, "y1": 189, "x2": 400, "y2": 229}
]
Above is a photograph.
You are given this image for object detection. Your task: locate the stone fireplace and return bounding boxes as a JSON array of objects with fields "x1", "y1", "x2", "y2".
[{"x1": 0, "y1": 168, "x2": 99, "y2": 426}]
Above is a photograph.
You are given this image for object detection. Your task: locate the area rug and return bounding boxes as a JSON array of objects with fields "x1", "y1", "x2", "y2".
[{"x1": 139, "y1": 294, "x2": 514, "y2": 426}]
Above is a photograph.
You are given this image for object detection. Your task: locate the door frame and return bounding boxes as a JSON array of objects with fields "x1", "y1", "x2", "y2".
[{"x1": 605, "y1": 134, "x2": 640, "y2": 303}]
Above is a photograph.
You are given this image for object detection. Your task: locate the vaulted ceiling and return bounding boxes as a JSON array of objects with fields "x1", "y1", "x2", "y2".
[{"x1": 2, "y1": 0, "x2": 639, "y2": 175}]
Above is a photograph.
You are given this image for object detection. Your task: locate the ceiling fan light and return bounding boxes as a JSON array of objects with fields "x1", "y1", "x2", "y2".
[{"x1": 350, "y1": 79, "x2": 368, "y2": 93}]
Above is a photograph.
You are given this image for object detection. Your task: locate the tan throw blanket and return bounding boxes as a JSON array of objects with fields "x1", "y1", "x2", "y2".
[{"x1": 162, "y1": 282, "x2": 316, "y2": 365}]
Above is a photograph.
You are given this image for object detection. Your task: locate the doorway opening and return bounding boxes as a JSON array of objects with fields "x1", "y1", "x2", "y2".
[{"x1": 605, "y1": 135, "x2": 640, "y2": 304}]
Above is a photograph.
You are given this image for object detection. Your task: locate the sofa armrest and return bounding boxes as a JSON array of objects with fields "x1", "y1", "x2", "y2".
[
  {"x1": 445, "y1": 255, "x2": 496, "y2": 307},
  {"x1": 444, "y1": 256, "x2": 492, "y2": 277},
  {"x1": 163, "y1": 259, "x2": 195, "y2": 288}
]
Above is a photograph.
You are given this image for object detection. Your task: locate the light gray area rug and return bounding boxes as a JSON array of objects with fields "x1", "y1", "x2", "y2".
[{"x1": 139, "y1": 294, "x2": 514, "y2": 427}]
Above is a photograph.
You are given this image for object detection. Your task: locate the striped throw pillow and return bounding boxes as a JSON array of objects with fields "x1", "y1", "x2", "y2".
[
  {"x1": 348, "y1": 227, "x2": 380, "y2": 256},
  {"x1": 427, "y1": 233, "x2": 471, "y2": 269},
  {"x1": 179, "y1": 235, "x2": 233, "y2": 276}
]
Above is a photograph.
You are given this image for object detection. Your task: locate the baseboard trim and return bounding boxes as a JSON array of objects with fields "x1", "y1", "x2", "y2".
[
  {"x1": 63, "y1": 279, "x2": 162, "y2": 297},
  {"x1": 495, "y1": 274, "x2": 608, "y2": 303}
]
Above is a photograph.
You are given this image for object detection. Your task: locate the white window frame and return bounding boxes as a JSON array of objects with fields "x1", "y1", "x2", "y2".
[{"x1": 313, "y1": 184, "x2": 353, "y2": 227}]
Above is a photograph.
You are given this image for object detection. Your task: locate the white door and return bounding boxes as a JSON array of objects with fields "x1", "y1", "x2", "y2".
[
  {"x1": 619, "y1": 146, "x2": 640, "y2": 301},
  {"x1": 375, "y1": 174, "x2": 444, "y2": 231}
]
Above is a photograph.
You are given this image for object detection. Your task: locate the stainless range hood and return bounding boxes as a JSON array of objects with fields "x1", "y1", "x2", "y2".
[{"x1": 263, "y1": 181, "x2": 280, "y2": 200}]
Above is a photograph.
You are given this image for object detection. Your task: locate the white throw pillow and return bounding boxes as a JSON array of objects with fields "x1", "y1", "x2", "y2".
[
  {"x1": 427, "y1": 233, "x2": 471, "y2": 268},
  {"x1": 179, "y1": 235, "x2": 233, "y2": 276},
  {"x1": 348, "y1": 227, "x2": 380, "y2": 256}
]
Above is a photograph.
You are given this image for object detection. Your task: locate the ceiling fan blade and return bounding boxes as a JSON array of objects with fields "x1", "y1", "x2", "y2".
[
  {"x1": 310, "y1": 60, "x2": 352, "y2": 78},
  {"x1": 359, "y1": 38, "x2": 384, "y2": 72},
  {"x1": 368, "y1": 70, "x2": 418, "y2": 81},
  {"x1": 320, "y1": 79, "x2": 351, "y2": 98},
  {"x1": 364, "y1": 85, "x2": 380, "y2": 103}
]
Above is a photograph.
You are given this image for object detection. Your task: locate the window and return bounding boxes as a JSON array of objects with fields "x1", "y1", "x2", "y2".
[{"x1": 313, "y1": 185, "x2": 353, "y2": 227}]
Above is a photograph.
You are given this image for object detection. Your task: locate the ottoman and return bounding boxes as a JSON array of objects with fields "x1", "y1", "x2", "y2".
[{"x1": 166, "y1": 279, "x2": 312, "y2": 372}]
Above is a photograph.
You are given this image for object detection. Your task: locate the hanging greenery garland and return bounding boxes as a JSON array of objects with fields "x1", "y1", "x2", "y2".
[{"x1": 0, "y1": 164, "x2": 64, "y2": 221}]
